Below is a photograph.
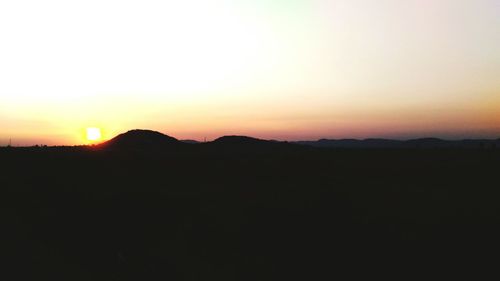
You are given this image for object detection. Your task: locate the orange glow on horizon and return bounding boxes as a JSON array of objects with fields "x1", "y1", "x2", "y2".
[
  {"x1": 86, "y1": 128, "x2": 102, "y2": 143},
  {"x1": 0, "y1": 0, "x2": 499, "y2": 145}
]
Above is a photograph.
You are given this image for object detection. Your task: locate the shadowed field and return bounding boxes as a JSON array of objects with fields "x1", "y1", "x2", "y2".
[{"x1": 2, "y1": 143, "x2": 499, "y2": 280}]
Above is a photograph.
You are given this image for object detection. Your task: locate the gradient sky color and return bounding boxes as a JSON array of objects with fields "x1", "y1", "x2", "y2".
[{"x1": 1, "y1": 0, "x2": 499, "y2": 145}]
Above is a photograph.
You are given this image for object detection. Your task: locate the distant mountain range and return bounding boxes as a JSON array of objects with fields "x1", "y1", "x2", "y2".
[
  {"x1": 96, "y1": 130, "x2": 499, "y2": 150},
  {"x1": 99, "y1": 129, "x2": 186, "y2": 150},
  {"x1": 295, "y1": 138, "x2": 500, "y2": 149}
]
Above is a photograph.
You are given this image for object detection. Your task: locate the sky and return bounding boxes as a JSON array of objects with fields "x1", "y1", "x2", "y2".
[{"x1": 1, "y1": 0, "x2": 499, "y2": 145}]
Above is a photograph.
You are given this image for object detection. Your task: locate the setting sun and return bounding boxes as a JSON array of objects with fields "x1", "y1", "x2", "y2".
[
  {"x1": 0, "y1": 0, "x2": 499, "y2": 146},
  {"x1": 86, "y1": 128, "x2": 102, "y2": 142}
]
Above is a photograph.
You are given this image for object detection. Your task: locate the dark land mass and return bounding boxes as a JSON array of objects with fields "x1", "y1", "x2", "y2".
[
  {"x1": 99, "y1": 129, "x2": 186, "y2": 150},
  {"x1": 181, "y1": 139, "x2": 201, "y2": 144},
  {"x1": 2, "y1": 130, "x2": 500, "y2": 280},
  {"x1": 296, "y1": 137, "x2": 500, "y2": 149}
]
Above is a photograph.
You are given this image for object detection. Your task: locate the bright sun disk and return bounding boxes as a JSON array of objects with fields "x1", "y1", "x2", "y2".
[{"x1": 86, "y1": 127, "x2": 102, "y2": 142}]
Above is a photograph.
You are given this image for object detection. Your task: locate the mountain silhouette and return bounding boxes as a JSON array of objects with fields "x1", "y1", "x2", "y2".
[
  {"x1": 206, "y1": 135, "x2": 298, "y2": 153},
  {"x1": 295, "y1": 138, "x2": 402, "y2": 148},
  {"x1": 212, "y1": 136, "x2": 269, "y2": 145},
  {"x1": 3, "y1": 129, "x2": 499, "y2": 280},
  {"x1": 181, "y1": 139, "x2": 201, "y2": 144},
  {"x1": 94, "y1": 129, "x2": 499, "y2": 151},
  {"x1": 99, "y1": 129, "x2": 184, "y2": 150},
  {"x1": 294, "y1": 138, "x2": 499, "y2": 149}
]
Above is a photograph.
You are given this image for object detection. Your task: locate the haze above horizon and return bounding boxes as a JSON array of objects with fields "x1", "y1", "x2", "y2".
[{"x1": 1, "y1": 0, "x2": 499, "y2": 146}]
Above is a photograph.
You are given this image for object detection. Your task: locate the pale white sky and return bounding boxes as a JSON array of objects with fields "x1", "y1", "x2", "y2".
[{"x1": 1, "y1": 0, "x2": 499, "y2": 145}]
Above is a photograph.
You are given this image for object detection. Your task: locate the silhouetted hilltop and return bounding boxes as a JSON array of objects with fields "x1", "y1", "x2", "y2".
[
  {"x1": 97, "y1": 131, "x2": 298, "y2": 152},
  {"x1": 206, "y1": 135, "x2": 297, "y2": 152},
  {"x1": 2, "y1": 131, "x2": 500, "y2": 280},
  {"x1": 181, "y1": 139, "x2": 201, "y2": 144},
  {"x1": 405, "y1": 138, "x2": 449, "y2": 148},
  {"x1": 78, "y1": 128, "x2": 500, "y2": 151},
  {"x1": 295, "y1": 138, "x2": 499, "y2": 149},
  {"x1": 99, "y1": 129, "x2": 184, "y2": 150},
  {"x1": 213, "y1": 136, "x2": 268, "y2": 144},
  {"x1": 295, "y1": 138, "x2": 402, "y2": 148}
]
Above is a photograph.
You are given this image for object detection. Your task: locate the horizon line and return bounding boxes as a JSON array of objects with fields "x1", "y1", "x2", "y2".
[{"x1": 2, "y1": 129, "x2": 500, "y2": 148}]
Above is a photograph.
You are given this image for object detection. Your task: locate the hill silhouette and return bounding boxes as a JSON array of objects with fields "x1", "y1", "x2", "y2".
[
  {"x1": 91, "y1": 129, "x2": 500, "y2": 151},
  {"x1": 1, "y1": 129, "x2": 500, "y2": 280},
  {"x1": 97, "y1": 131, "x2": 297, "y2": 152},
  {"x1": 213, "y1": 135, "x2": 269, "y2": 144},
  {"x1": 180, "y1": 139, "x2": 201, "y2": 144},
  {"x1": 98, "y1": 129, "x2": 184, "y2": 150},
  {"x1": 295, "y1": 137, "x2": 499, "y2": 149},
  {"x1": 208, "y1": 135, "x2": 297, "y2": 152}
]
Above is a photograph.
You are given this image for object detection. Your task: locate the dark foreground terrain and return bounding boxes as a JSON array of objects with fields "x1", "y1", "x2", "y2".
[{"x1": 1, "y1": 140, "x2": 500, "y2": 280}]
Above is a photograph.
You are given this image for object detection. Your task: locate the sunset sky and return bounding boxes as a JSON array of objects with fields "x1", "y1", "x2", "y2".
[{"x1": 1, "y1": 0, "x2": 499, "y2": 145}]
